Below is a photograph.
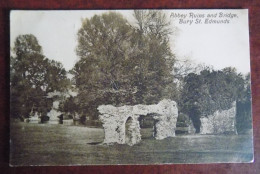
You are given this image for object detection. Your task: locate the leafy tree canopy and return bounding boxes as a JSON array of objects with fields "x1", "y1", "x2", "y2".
[
  {"x1": 180, "y1": 67, "x2": 250, "y2": 133},
  {"x1": 11, "y1": 34, "x2": 69, "y2": 119},
  {"x1": 71, "y1": 11, "x2": 176, "y2": 120}
]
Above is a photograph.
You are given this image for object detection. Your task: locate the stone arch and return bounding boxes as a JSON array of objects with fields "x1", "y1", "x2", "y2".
[
  {"x1": 125, "y1": 117, "x2": 134, "y2": 145},
  {"x1": 123, "y1": 116, "x2": 141, "y2": 146},
  {"x1": 98, "y1": 99, "x2": 178, "y2": 145}
]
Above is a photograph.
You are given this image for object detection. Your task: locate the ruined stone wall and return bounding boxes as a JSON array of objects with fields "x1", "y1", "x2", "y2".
[
  {"x1": 98, "y1": 105, "x2": 141, "y2": 145},
  {"x1": 28, "y1": 112, "x2": 41, "y2": 123},
  {"x1": 98, "y1": 99, "x2": 178, "y2": 146},
  {"x1": 47, "y1": 101, "x2": 62, "y2": 124},
  {"x1": 200, "y1": 102, "x2": 237, "y2": 134},
  {"x1": 46, "y1": 90, "x2": 78, "y2": 124}
]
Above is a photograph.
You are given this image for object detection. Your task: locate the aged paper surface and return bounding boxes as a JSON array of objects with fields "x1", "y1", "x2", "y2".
[{"x1": 10, "y1": 9, "x2": 253, "y2": 166}]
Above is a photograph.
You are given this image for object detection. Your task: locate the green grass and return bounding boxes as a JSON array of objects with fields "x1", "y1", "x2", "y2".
[{"x1": 10, "y1": 122, "x2": 253, "y2": 166}]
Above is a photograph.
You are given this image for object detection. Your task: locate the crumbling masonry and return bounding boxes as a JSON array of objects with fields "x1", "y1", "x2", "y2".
[
  {"x1": 200, "y1": 102, "x2": 237, "y2": 134},
  {"x1": 98, "y1": 99, "x2": 178, "y2": 146}
]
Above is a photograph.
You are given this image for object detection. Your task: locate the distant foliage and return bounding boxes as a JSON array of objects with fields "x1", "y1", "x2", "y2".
[
  {"x1": 59, "y1": 96, "x2": 78, "y2": 119},
  {"x1": 72, "y1": 11, "x2": 176, "y2": 120},
  {"x1": 179, "y1": 67, "x2": 251, "y2": 133},
  {"x1": 236, "y1": 74, "x2": 252, "y2": 134},
  {"x1": 10, "y1": 34, "x2": 69, "y2": 119}
]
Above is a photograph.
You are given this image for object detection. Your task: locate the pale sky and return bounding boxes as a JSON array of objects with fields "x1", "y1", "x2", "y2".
[{"x1": 10, "y1": 9, "x2": 250, "y2": 74}]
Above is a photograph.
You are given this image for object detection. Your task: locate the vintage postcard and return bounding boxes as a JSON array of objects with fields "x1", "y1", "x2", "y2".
[{"x1": 10, "y1": 9, "x2": 253, "y2": 166}]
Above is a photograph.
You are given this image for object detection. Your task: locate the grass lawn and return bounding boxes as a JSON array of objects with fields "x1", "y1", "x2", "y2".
[{"x1": 10, "y1": 122, "x2": 253, "y2": 166}]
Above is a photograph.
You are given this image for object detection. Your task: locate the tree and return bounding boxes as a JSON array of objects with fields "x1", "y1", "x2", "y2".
[
  {"x1": 59, "y1": 96, "x2": 78, "y2": 119},
  {"x1": 72, "y1": 11, "x2": 176, "y2": 120},
  {"x1": 173, "y1": 58, "x2": 214, "y2": 104},
  {"x1": 133, "y1": 10, "x2": 177, "y2": 103},
  {"x1": 10, "y1": 34, "x2": 69, "y2": 119},
  {"x1": 179, "y1": 67, "x2": 248, "y2": 133},
  {"x1": 72, "y1": 12, "x2": 136, "y2": 120},
  {"x1": 179, "y1": 73, "x2": 204, "y2": 132},
  {"x1": 14, "y1": 34, "x2": 42, "y2": 57},
  {"x1": 133, "y1": 10, "x2": 173, "y2": 41},
  {"x1": 45, "y1": 60, "x2": 69, "y2": 93},
  {"x1": 236, "y1": 73, "x2": 252, "y2": 133}
]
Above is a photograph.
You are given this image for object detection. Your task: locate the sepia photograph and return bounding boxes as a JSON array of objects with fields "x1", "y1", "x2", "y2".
[{"x1": 10, "y1": 9, "x2": 253, "y2": 166}]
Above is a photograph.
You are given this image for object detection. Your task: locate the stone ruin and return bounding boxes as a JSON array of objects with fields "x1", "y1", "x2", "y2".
[
  {"x1": 98, "y1": 99, "x2": 178, "y2": 146},
  {"x1": 25, "y1": 112, "x2": 41, "y2": 123},
  {"x1": 46, "y1": 90, "x2": 77, "y2": 124},
  {"x1": 47, "y1": 100, "x2": 62, "y2": 124},
  {"x1": 200, "y1": 102, "x2": 237, "y2": 134}
]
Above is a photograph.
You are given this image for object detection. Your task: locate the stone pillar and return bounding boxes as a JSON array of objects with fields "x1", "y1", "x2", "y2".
[
  {"x1": 152, "y1": 100, "x2": 178, "y2": 140},
  {"x1": 99, "y1": 114, "x2": 126, "y2": 144},
  {"x1": 154, "y1": 118, "x2": 176, "y2": 140}
]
